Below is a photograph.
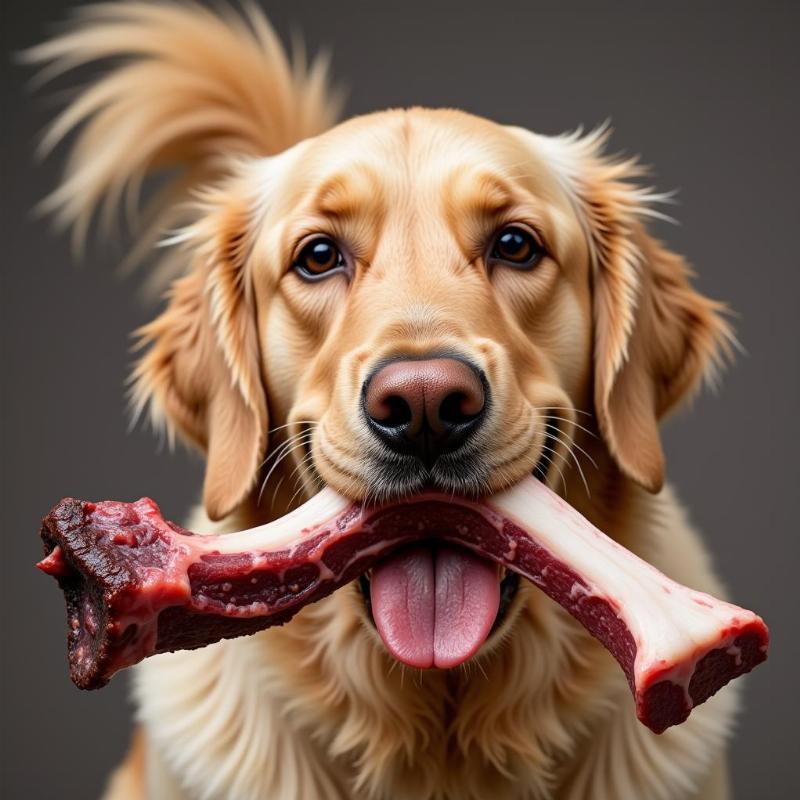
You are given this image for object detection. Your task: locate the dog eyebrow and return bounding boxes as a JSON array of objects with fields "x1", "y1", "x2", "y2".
[
  {"x1": 447, "y1": 171, "x2": 516, "y2": 219},
  {"x1": 313, "y1": 169, "x2": 382, "y2": 219}
]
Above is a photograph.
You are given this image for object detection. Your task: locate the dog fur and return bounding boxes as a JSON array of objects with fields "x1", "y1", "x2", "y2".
[{"x1": 31, "y1": 4, "x2": 741, "y2": 798}]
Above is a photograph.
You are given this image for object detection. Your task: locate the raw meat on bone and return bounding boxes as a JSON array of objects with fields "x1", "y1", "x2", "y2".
[{"x1": 38, "y1": 476, "x2": 768, "y2": 733}]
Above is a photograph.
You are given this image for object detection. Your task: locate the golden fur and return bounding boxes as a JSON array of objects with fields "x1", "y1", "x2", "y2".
[{"x1": 30, "y1": 4, "x2": 741, "y2": 798}]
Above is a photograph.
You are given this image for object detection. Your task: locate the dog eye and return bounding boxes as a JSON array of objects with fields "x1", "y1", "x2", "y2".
[
  {"x1": 489, "y1": 226, "x2": 544, "y2": 269},
  {"x1": 294, "y1": 237, "x2": 346, "y2": 280}
]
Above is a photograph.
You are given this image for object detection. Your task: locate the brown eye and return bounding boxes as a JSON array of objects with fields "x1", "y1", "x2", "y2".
[
  {"x1": 490, "y1": 226, "x2": 544, "y2": 269},
  {"x1": 294, "y1": 237, "x2": 346, "y2": 280}
]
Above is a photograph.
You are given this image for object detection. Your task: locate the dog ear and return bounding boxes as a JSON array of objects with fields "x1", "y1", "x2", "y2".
[
  {"x1": 592, "y1": 223, "x2": 734, "y2": 491},
  {"x1": 526, "y1": 128, "x2": 735, "y2": 491},
  {"x1": 131, "y1": 197, "x2": 268, "y2": 520}
]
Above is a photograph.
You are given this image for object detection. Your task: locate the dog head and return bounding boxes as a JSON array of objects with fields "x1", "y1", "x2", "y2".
[
  {"x1": 129, "y1": 109, "x2": 733, "y2": 667},
  {"x1": 134, "y1": 109, "x2": 732, "y2": 508}
]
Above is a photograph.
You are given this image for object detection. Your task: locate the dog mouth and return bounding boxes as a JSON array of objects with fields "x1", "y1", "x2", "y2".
[
  {"x1": 357, "y1": 544, "x2": 520, "y2": 668},
  {"x1": 351, "y1": 419, "x2": 555, "y2": 669}
]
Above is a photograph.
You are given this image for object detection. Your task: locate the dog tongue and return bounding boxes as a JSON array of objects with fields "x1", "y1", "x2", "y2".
[{"x1": 370, "y1": 543, "x2": 500, "y2": 669}]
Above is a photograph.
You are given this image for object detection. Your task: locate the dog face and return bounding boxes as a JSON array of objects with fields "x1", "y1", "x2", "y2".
[
  {"x1": 133, "y1": 107, "x2": 732, "y2": 667},
  {"x1": 267, "y1": 111, "x2": 590, "y2": 503}
]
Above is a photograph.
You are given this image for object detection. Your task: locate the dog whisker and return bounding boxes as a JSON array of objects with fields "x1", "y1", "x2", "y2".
[
  {"x1": 259, "y1": 436, "x2": 312, "y2": 495},
  {"x1": 258, "y1": 429, "x2": 311, "y2": 472},
  {"x1": 288, "y1": 449, "x2": 318, "y2": 488},
  {"x1": 269, "y1": 474, "x2": 286, "y2": 510},
  {"x1": 272, "y1": 450, "x2": 312, "y2": 505},
  {"x1": 287, "y1": 481, "x2": 311, "y2": 511},
  {"x1": 544, "y1": 423, "x2": 599, "y2": 471},
  {"x1": 257, "y1": 432, "x2": 315, "y2": 506},
  {"x1": 534, "y1": 443, "x2": 574, "y2": 497},
  {"x1": 553, "y1": 437, "x2": 591, "y2": 498},
  {"x1": 542, "y1": 424, "x2": 595, "y2": 498},
  {"x1": 513, "y1": 448, "x2": 569, "y2": 498},
  {"x1": 264, "y1": 420, "x2": 319, "y2": 437},
  {"x1": 537, "y1": 413, "x2": 599, "y2": 442},
  {"x1": 286, "y1": 452, "x2": 324, "y2": 509},
  {"x1": 268, "y1": 436, "x2": 322, "y2": 510},
  {"x1": 535, "y1": 405, "x2": 594, "y2": 417},
  {"x1": 259, "y1": 429, "x2": 313, "y2": 472},
  {"x1": 554, "y1": 433, "x2": 597, "y2": 498}
]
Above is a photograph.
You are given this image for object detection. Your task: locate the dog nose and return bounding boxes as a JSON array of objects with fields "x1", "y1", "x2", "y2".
[{"x1": 363, "y1": 357, "x2": 487, "y2": 465}]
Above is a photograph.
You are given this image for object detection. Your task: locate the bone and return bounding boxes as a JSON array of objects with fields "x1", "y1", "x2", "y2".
[{"x1": 38, "y1": 477, "x2": 768, "y2": 733}]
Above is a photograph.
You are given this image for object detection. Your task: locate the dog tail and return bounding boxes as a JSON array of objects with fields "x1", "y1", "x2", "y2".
[{"x1": 25, "y1": 1, "x2": 341, "y2": 280}]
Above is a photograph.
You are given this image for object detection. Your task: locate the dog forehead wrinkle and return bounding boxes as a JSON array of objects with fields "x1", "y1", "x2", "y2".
[
  {"x1": 445, "y1": 169, "x2": 516, "y2": 216},
  {"x1": 311, "y1": 166, "x2": 387, "y2": 218}
]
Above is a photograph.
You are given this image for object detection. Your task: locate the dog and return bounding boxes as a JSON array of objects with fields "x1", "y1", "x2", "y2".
[{"x1": 31, "y1": 3, "x2": 741, "y2": 798}]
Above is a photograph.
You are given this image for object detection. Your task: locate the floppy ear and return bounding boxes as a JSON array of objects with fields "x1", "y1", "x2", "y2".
[
  {"x1": 536, "y1": 129, "x2": 735, "y2": 492},
  {"x1": 131, "y1": 197, "x2": 268, "y2": 520},
  {"x1": 593, "y1": 224, "x2": 734, "y2": 491}
]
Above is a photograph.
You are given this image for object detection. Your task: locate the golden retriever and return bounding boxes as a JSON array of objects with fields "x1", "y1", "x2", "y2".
[{"x1": 31, "y1": 3, "x2": 740, "y2": 798}]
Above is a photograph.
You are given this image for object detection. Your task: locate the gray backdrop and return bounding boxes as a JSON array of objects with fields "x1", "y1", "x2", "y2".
[{"x1": 2, "y1": 1, "x2": 798, "y2": 797}]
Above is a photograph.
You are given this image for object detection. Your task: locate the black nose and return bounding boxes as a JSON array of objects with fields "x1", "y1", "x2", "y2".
[{"x1": 362, "y1": 357, "x2": 488, "y2": 467}]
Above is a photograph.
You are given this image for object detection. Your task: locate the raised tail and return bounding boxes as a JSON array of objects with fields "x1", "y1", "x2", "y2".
[{"x1": 25, "y1": 1, "x2": 341, "y2": 279}]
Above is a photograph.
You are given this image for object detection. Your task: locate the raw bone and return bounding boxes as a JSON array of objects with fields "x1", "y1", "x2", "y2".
[{"x1": 38, "y1": 476, "x2": 768, "y2": 733}]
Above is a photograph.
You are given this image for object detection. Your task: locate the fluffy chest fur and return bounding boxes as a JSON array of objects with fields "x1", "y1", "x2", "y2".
[{"x1": 132, "y1": 486, "x2": 737, "y2": 800}]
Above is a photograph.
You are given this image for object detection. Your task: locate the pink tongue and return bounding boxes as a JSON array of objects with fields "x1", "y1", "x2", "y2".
[{"x1": 370, "y1": 544, "x2": 500, "y2": 669}]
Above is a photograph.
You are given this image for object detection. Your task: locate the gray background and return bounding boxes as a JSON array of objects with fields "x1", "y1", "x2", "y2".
[{"x1": 2, "y1": 1, "x2": 798, "y2": 797}]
